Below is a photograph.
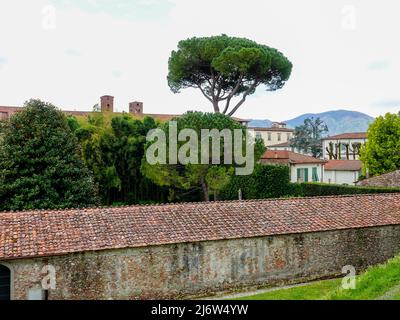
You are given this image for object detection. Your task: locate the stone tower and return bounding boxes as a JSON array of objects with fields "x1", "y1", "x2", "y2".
[
  {"x1": 129, "y1": 101, "x2": 143, "y2": 115},
  {"x1": 100, "y1": 95, "x2": 114, "y2": 113}
]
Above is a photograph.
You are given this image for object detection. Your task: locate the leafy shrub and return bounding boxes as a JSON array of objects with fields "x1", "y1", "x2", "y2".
[
  {"x1": 221, "y1": 164, "x2": 400, "y2": 201},
  {"x1": 0, "y1": 100, "x2": 100, "y2": 211},
  {"x1": 291, "y1": 182, "x2": 400, "y2": 197},
  {"x1": 220, "y1": 164, "x2": 290, "y2": 200}
]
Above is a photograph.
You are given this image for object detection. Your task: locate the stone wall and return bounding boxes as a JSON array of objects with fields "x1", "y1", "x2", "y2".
[{"x1": 4, "y1": 224, "x2": 400, "y2": 300}]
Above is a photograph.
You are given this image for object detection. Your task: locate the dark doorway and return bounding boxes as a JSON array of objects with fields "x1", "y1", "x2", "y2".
[{"x1": 0, "y1": 264, "x2": 11, "y2": 300}]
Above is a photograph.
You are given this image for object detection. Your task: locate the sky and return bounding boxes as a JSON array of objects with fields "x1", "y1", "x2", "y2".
[{"x1": 0, "y1": 0, "x2": 399, "y2": 121}]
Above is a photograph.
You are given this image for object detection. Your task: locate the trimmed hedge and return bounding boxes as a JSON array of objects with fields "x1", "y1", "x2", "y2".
[
  {"x1": 291, "y1": 182, "x2": 400, "y2": 197},
  {"x1": 221, "y1": 164, "x2": 400, "y2": 200},
  {"x1": 220, "y1": 164, "x2": 291, "y2": 200}
]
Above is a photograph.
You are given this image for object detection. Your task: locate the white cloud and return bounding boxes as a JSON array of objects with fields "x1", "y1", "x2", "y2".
[{"x1": 0, "y1": 0, "x2": 399, "y2": 120}]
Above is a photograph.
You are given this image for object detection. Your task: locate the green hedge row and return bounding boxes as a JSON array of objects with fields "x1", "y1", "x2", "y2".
[
  {"x1": 291, "y1": 182, "x2": 400, "y2": 197},
  {"x1": 220, "y1": 164, "x2": 291, "y2": 200},
  {"x1": 221, "y1": 164, "x2": 400, "y2": 200}
]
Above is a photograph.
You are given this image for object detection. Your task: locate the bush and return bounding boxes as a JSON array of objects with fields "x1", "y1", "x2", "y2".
[
  {"x1": 0, "y1": 99, "x2": 100, "y2": 211},
  {"x1": 291, "y1": 182, "x2": 400, "y2": 197},
  {"x1": 221, "y1": 164, "x2": 400, "y2": 201},
  {"x1": 220, "y1": 164, "x2": 290, "y2": 200}
]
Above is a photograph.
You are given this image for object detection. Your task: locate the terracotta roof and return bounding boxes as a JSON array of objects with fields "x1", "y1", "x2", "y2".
[
  {"x1": 0, "y1": 106, "x2": 20, "y2": 109},
  {"x1": 0, "y1": 106, "x2": 20, "y2": 113},
  {"x1": 325, "y1": 160, "x2": 362, "y2": 171},
  {"x1": 357, "y1": 170, "x2": 400, "y2": 187},
  {"x1": 250, "y1": 126, "x2": 294, "y2": 132},
  {"x1": 1, "y1": 194, "x2": 400, "y2": 260},
  {"x1": 322, "y1": 132, "x2": 367, "y2": 140},
  {"x1": 269, "y1": 141, "x2": 290, "y2": 148},
  {"x1": 260, "y1": 150, "x2": 326, "y2": 164}
]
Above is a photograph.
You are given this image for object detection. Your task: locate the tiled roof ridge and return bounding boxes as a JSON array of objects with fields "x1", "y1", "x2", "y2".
[
  {"x1": 322, "y1": 132, "x2": 367, "y2": 140},
  {"x1": 2, "y1": 193, "x2": 400, "y2": 260},
  {"x1": 1, "y1": 192, "x2": 398, "y2": 215}
]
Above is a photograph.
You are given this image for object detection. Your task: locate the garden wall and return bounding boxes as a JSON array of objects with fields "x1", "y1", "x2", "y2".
[{"x1": 5, "y1": 224, "x2": 400, "y2": 300}]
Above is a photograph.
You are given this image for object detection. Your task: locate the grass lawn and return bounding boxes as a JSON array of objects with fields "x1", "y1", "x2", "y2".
[
  {"x1": 234, "y1": 254, "x2": 400, "y2": 300},
  {"x1": 328, "y1": 255, "x2": 400, "y2": 300},
  {"x1": 234, "y1": 278, "x2": 341, "y2": 300}
]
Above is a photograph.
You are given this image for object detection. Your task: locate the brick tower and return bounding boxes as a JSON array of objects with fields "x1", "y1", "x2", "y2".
[
  {"x1": 129, "y1": 101, "x2": 143, "y2": 115},
  {"x1": 100, "y1": 95, "x2": 114, "y2": 113}
]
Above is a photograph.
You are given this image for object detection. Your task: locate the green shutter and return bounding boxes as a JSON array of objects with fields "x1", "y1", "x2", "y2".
[
  {"x1": 312, "y1": 167, "x2": 318, "y2": 182},
  {"x1": 304, "y1": 168, "x2": 309, "y2": 182},
  {"x1": 297, "y1": 168, "x2": 301, "y2": 182}
]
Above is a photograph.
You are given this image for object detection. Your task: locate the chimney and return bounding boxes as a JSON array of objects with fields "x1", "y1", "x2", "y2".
[
  {"x1": 129, "y1": 101, "x2": 143, "y2": 115},
  {"x1": 100, "y1": 95, "x2": 114, "y2": 113}
]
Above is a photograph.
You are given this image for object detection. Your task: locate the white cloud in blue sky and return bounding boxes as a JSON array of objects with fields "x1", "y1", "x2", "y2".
[{"x1": 0, "y1": 0, "x2": 400, "y2": 120}]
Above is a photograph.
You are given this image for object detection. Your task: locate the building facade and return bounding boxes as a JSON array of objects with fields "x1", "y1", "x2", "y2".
[
  {"x1": 250, "y1": 122, "x2": 294, "y2": 147},
  {"x1": 260, "y1": 150, "x2": 326, "y2": 183},
  {"x1": 324, "y1": 160, "x2": 362, "y2": 185},
  {"x1": 322, "y1": 132, "x2": 367, "y2": 160},
  {"x1": 268, "y1": 141, "x2": 312, "y2": 156}
]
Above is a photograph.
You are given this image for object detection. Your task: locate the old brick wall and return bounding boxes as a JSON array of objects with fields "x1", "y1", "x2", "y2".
[{"x1": 5, "y1": 224, "x2": 400, "y2": 300}]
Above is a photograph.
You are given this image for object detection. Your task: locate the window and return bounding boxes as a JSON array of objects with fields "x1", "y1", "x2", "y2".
[
  {"x1": 267, "y1": 133, "x2": 272, "y2": 141},
  {"x1": 287, "y1": 133, "x2": 291, "y2": 141},
  {"x1": 256, "y1": 132, "x2": 262, "y2": 140},
  {"x1": 312, "y1": 167, "x2": 319, "y2": 182},
  {"x1": 277, "y1": 133, "x2": 281, "y2": 141},
  {"x1": 297, "y1": 168, "x2": 309, "y2": 182}
]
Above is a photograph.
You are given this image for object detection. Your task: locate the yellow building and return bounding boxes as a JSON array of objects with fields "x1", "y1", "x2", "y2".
[{"x1": 250, "y1": 122, "x2": 294, "y2": 147}]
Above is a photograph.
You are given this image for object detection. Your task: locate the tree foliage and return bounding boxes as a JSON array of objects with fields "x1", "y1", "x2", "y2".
[
  {"x1": 220, "y1": 164, "x2": 290, "y2": 200},
  {"x1": 360, "y1": 112, "x2": 400, "y2": 176},
  {"x1": 168, "y1": 35, "x2": 292, "y2": 116},
  {"x1": 221, "y1": 164, "x2": 400, "y2": 200},
  {"x1": 72, "y1": 112, "x2": 170, "y2": 205},
  {"x1": 141, "y1": 111, "x2": 265, "y2": 201},
  {"x1": 291, "y1": 182, "x2": 400, "y2": 197},
  {"x1": 290, "y1": 117, "x2": 328, "y2": 157},
  {"x1": 0, "y1": 100, "x2": 100, "y2": 211}
]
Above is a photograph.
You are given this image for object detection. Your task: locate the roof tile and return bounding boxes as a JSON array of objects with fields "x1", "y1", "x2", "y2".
[
  {"x1": 1, "y1": 194, "x2": 400, "y2": 260},
  {"x1": 322, "y1": 132, "x2": 367, "y2": 140},
  {"x1": 325, "y1": 160, "x2": 362, "y2": 171},
  {"x1": 261, "y1": 150, "x2": 326, "y2": 164}
]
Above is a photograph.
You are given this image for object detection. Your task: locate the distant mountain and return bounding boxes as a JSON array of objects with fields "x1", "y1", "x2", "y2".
[
  {"x1": 285, "y1": 110, "x2": 374, "y2": 135},
  {"x1": 248, "y1": 110, "x2": 374, "y2": 136}
]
